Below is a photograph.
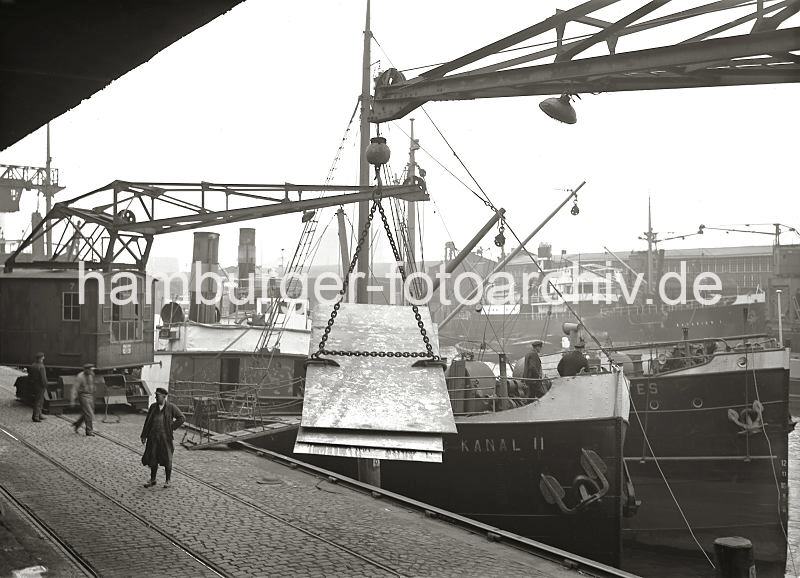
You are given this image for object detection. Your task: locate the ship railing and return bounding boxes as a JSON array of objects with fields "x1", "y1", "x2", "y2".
[
  {"x1": 599, "y1": 333, "x2": 773, "y2": 353},
  {"x1": 168, "y1": 379, "x2": 304, "y2": 424},
  {"x1": 591, "y1": 334, "x2": 779, "y2": 377},
  {"x1": 445, "y1": 374, "x2": 550, "y2": 414},
  {"x1": 598, "y1": 294, "x2": 752, "y2": 317}
]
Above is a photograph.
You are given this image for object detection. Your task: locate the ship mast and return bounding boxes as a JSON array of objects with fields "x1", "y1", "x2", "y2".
[
  {"x1": 356, "y1": 0, "x2": 381, "y2": 487},
  {"x1": 406, "y1": 118, "x2": 417, "y2": 278},
  {"x1": 355, "y1": 0, "x2": 371, "y2": 305},
  {"x1": 45, "y1": 123, "x2": 52, "y2": 257},
  {"x1": 646, "y1": 196, "x2": 653, "y2": 298}
]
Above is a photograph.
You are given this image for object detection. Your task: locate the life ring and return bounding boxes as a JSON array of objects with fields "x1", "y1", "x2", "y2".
[{"x1": 657, "y1": 353, "x2": 668, "y2": 366}]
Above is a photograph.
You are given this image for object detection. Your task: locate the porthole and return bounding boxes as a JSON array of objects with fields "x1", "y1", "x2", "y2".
[
  {"x1": 649, "y1": 399, "x2": 660, "y2": 411},
  {"x1": 692, "y1": 397, "x2": 703, "y2": 409},
  {"x1": 737, "y1": 356, "x2": 747, "y2": 368}
]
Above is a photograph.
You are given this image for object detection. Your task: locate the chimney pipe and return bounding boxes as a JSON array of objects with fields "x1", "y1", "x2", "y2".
[
  {"x1": 237, "y1": 228, "x2": 256, "y2": 312},
  {"x1": 31, "y1": 212, "x2": 45, "y2": 258},
  {"x1": 189, "y1": 232, "x2": 220, "y2": 323}
]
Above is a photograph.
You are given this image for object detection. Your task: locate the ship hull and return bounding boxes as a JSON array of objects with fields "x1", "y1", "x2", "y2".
[
  {"x1": 621, "y1": 355, "x2": 790, "y2": 575},
  {"x1": 382, "y1": 416, "x2": 627, "y2": 567},
  {"x1": 255, "y1": 415, "x2": 627, "y2": 567}
]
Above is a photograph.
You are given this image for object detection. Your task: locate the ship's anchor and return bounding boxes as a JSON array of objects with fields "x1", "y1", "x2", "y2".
[
  {"x1": 727, "y1": 400, "x2": 764, "y2": 435},
  {"x1": 539, "y1": 449, "x2": 610, "y2": 514},
  {"x1": 622, "y1": 460, "x2": 641, "y2": 518}
]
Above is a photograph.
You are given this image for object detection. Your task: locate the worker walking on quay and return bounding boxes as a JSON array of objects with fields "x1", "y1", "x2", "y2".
[
  {"x1": 72, "y1": 363, "x2": 96, "y2": 436},
  {"x1": 29, "y1": 352, "x2": 48, "y2": 422},
  {"x1": 141, "y1": 387, "x2": 185, "y2": 489}
]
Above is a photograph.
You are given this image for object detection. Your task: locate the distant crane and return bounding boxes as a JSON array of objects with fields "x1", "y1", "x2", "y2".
[
  {"x1": 0, "y1": 124, "x2": 64, "y2": 256},
  {"x1": 697, "y1": 223, "x2": 799, "y2": 246}
]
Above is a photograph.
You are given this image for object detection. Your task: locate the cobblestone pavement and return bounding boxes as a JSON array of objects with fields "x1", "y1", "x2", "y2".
[
  {"x1": 0, "y1": 367, "x2": 586, "y2": 578},
  {"x1": 0, "y1": 490, "x2": 85, "y2": 577}
]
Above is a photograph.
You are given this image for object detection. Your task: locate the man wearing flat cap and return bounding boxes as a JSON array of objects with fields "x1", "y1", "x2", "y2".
[
  {"x1": 523, "y1": 340, "x2": 548, "y2": 398},
  {"x1": 72, "y1": 363, "x2": 96, "y2": 436},
  {"x1": 141, "y1": 387, "x2": 185, "y2": 488},
  {"x1": 29, "y1": 352, "x2": 48, "y2": 422},
  {"x1": 557, "y1": 341, "x2": 590, "y2": 377}
]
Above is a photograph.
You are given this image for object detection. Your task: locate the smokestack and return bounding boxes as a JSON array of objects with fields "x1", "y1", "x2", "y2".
[
  {"x1": 237, "y1": 228, "x2": 256, "y2": 312},
  {"x1": 189, "y1": 232, "x2": 220, "y2": 323},
  {"x1": 31, "y1": 212, "x2": 45, "y2": 258}
]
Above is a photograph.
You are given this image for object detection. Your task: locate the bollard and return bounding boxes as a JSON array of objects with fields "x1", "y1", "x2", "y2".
[{"x1": 714, "y1": 536, "x2": 755, "y2": 577}]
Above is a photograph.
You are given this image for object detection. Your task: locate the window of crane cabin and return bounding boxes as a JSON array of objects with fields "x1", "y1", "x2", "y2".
[
  {"x1": 62, "y1": 292, "x2": 81, "y2": 321},
  {"x1": 106, "y1": 277, "x2": 143, "y2": 342}
]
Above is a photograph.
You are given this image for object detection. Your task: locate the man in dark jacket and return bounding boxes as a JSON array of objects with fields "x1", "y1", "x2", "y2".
[
  {"x1": 141, "y1": 387, "x2": 185, "y2": 488},
  {"x1": 557, "y1": 342, "x2": 590, "y2": 377},
  {"x1": 29, "y1": 352, "x2": 48, "y2": 422},
  {"x1": 523, "y1": 340, "x2": 549, "y2": 397}
]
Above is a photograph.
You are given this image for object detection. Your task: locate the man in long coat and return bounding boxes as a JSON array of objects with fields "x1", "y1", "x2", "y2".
[
  {"x1": 523, "y1": 340, "x2": 549, "y2": 398},
  {"x1": 29, "y1": 352, "x2": 48, "y2": 422},
  {"x1": 141, "y1": 387, "x2": 185, "y2": 488}
]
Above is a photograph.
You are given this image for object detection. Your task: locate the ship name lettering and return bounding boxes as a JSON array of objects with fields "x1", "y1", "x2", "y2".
[
  {"x1": 635, "y1": 383, "x2": 658, "y2": 395},
  {"x1": 458, "y1": 438, "x2": 521, "y2": 452}
]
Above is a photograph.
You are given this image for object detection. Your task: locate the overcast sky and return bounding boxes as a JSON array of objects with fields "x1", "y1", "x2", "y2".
[{"x1": 1, "y1": 0, "x2": 798, "y2": 272}]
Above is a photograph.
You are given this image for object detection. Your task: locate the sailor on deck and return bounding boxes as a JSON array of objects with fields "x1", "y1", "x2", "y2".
[
  {"x1": 523, "y1": 340, "x2": 548, "y2": 397},
  {"x1": 557, "y1": 342, "x2": 590, "y2": 377}
]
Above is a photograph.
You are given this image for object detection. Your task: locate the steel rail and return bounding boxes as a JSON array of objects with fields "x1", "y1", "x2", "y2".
[
  {"x1": 0, "y1": 481, "x2": 97, "y2": 577},
  {"x1": 0, "y1": 424, "x2": 227, "y2": 578},
  {"x1": 56, "y1": 417, "x2": 405, "y2": 577}
]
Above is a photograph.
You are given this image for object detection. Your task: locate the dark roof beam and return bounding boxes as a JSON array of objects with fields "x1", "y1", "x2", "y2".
[{"x1": 370, "y1": 27, "x2": 800, "y2": 121}]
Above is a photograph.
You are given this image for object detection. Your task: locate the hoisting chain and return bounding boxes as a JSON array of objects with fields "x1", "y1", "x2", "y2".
[{"x1": 312, "y1": 189, "x2": 439, "y2": 361}]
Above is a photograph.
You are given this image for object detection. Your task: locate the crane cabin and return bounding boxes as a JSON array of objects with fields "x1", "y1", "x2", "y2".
[{"x1": 0, "y1": 268, "x2": 154, "y2": 412}]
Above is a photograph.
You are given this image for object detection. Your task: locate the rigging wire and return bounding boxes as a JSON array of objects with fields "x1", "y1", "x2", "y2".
[
  {"x1": 325, "y1": 98, "x2": 361, "y2": 185},
  {"x1": 428, "y1": 197, "x2": 504, "y2": 354},
  {"x1": 503, "y1": 219, "x2": 715, "y2": 568},
  {"x1": 414, "y1": 98, "x2": 715, "y2": 566},
  {"x1": 252, "y1": 95, "x2": 361, "y2": 377}
]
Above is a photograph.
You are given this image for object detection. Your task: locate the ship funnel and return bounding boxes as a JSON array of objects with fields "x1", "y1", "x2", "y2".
[
  {"x1": 31, "y1": 212, "x2": 45, "y2": 258},
  {"x1": 237, "y1": 228, "x2": 256, "y2": 312},
  {"x1": 189, "y1": 232, "x2": 220, "y2": 323}
]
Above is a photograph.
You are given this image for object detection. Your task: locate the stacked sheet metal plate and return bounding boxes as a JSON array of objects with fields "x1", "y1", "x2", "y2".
[{"x1": 296, "y1": 303, "x2": 457, "y2": 462}]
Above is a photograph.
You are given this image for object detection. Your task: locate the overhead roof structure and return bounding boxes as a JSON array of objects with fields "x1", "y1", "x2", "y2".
[
  {"x1": 369, "y1": 0, "x2": 800, "y2": 122},
  {"x1": 0, "y1": 0, "x2": 243, "y2": 152}
]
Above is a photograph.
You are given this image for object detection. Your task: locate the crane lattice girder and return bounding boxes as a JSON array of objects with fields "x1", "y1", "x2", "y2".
[
  {"x1": 0, "y1": 164, "x2": 62, "y2": 190},
  {"x1": 369, "y1": 0, "x2": 800, "y2": 122},
  {"x1": 4, "y1": 179, "x2": 428, "y2": 272}
]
